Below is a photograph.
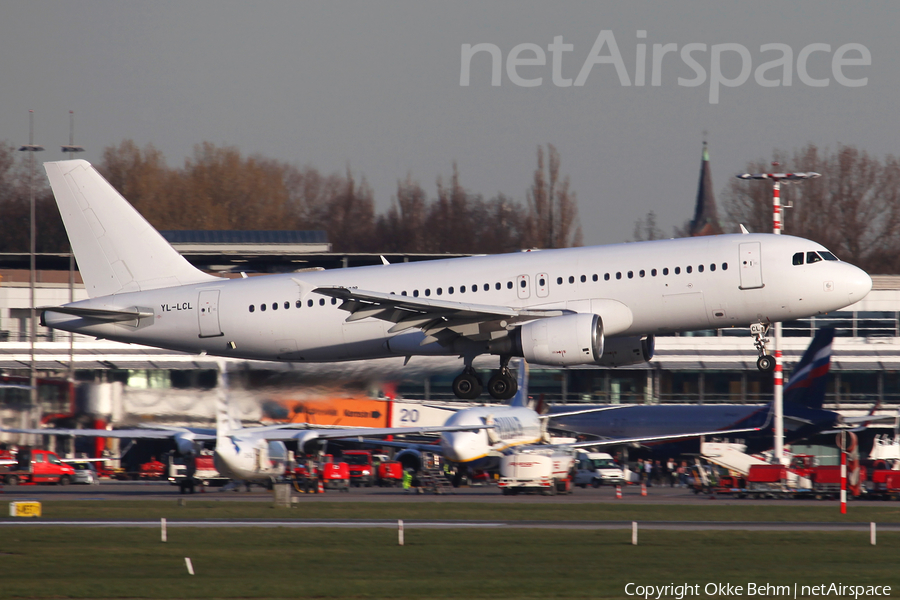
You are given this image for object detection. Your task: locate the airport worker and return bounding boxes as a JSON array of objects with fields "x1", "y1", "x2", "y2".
[{"x1": 402, "y1": 468, "x2": 413, "y2": 492}]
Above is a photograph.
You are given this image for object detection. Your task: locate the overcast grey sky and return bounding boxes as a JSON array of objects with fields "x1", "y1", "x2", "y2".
[{"x1": 2, "y1": 1, "x2": 897, "y2": 245}]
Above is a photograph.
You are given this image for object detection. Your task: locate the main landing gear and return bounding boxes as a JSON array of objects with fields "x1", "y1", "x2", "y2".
[
  {"x1": 751, "y1": 322, "x2": 775, "y2": 372},
  {"x1": 452, "y1": 357, "x2": 518, "y2": 401}
]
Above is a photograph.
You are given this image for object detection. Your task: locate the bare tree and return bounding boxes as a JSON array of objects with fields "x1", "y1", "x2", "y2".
[
  {"x1": 524, "y1": 144, "x2": 581, "y2": 248},
  {"x1": 632, "y1": 210, "x2": 664, "y2": 241},
  {"x1": 724, "y1": 144, "x2": 900, "y2": 273}
]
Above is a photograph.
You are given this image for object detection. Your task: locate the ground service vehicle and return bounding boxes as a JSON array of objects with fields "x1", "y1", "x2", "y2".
[
  {"x1": 375, "y1": 454, "x2": 404, "y2": 486},
  {"x1": 342, "y1": 450, "x2": 376, "y2": 487},
  {"x1": 869, "y1": 469, "x2": 900, "y2": 499},
  {"x1": 168, "y1": 453, "x2": 230, "y2": 491},
  {"x1": 498, "y1": 448, "x2": 574, "y2": 496},
  {"x1": 320, "y1": 455, "x2": 350, "y2": 491},
  {"x1": 139, "y1": 457, "x2": 166, "y2": 480},
  {"x1": 1, "y1": 448, "x2": 75, "y2": 485},
  {"x1": 573, "y1": 451, "x2": 625, "y2": 487}
]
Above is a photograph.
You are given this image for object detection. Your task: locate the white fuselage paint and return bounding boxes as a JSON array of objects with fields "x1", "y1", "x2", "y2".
[
  {"x1": 439, "y1": 406, "x2": 543, "y2": 464},
  {"x1": 44, "y1": 233, "x2": 871, "y2": 363},
  {"x1": 212, "y1": 433, "x2": 285, "y2": 482}
]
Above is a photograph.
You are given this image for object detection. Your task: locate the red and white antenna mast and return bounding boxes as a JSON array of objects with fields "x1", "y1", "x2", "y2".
[{"x1": 736, "y1": 165, "x2": 820, "y2": 464}]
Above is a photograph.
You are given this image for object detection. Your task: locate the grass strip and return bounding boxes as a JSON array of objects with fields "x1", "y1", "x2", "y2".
[{"x1": 0, "y1": 527, "x2": 897, "y2": 599}]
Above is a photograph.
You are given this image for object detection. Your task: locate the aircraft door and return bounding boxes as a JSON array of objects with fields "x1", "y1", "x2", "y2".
[
  {"x1": 516, "y1": 275, "x2": 530, "y2": 300},
  {"x1": 198, "y1": 290, "x2": 223, "y2": 337},
  {"x1": 535, "y1": 273, "x2": 549, "y2": 298},
  {"x1": 738, "y1": 242, "x2": 764, "y2": 290}
]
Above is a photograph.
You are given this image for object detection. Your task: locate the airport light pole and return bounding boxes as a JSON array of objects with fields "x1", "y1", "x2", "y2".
[
  {"x1": 736, "y1": 167, "x2": 820, "y2": 464},
  {"x1": 19, "y1": 110, "x2": 44, "y2": 441},
  {"x1": 61, "y1": 110, "x2": 85, "y2": 380}
]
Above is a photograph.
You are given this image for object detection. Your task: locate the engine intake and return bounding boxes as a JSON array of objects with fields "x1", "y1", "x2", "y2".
[{"x1": 512, "y1": 313, "x2": 604, "y2": 366}]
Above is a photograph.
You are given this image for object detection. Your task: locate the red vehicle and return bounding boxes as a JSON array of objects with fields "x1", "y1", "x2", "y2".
[
  {"x1": 870, "y1": 470, "x2": 900, "y2": 499},
  {"x1": 343, "y1": 450, "x2": 376, "y2": 487},
  {"x1": 320, "y1": 455, "x2": 350, "y2": 491},
  {"x1": 376, "y1": 455, "x2": 403, "y2": 487},
  {"x1": 139, "y1": 457, "x2": 166, "y2": 480},
  {"x1": 1, "y1": 448, "x2": 76, "y2": 486}
]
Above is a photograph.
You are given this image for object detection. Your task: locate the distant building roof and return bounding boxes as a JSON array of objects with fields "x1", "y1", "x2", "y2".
[
  {"x1": 688, "y1": 142, "x2": 724, "y2": 237},
  {"x1": 160, "y1": 230, "x2": 328, "y2": 245}
]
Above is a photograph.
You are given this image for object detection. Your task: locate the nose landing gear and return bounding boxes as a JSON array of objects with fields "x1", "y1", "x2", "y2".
[{"x1": 751, "y1": 322, "x2": 775, "y2": 372}]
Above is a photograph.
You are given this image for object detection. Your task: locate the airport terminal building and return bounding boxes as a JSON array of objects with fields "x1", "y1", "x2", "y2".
[{"x1": 1, "y1": 231, "x2": 899, "y2": 440}]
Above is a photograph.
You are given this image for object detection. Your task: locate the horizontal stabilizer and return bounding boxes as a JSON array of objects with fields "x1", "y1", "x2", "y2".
[{"x1": 40, "y1": 306, "x2": 154, "y2": 323}]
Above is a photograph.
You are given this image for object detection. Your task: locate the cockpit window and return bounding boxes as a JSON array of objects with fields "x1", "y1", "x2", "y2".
[
  {"x1": 792, "y1": 252, "x2": 804, "y2": 266},
  {"x1": 820, "y1": 251, "x2": 839, "y2": 261},
  {"x1": 806, "y1": 251, "x2": 823, "y2": 264}
]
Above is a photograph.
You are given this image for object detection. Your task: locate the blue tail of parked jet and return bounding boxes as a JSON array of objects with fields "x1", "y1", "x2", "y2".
[
  {"x1": 509, "y1": 360, "x2": 530, "y2": 408},
  {"x1": 783, "y1": 327, "x2": 835, "y2": 410}
]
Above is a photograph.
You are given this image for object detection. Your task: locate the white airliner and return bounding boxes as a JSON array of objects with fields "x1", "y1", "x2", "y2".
[{"x1": 41, "y1": 160, "x2": 871, "y2": 400}]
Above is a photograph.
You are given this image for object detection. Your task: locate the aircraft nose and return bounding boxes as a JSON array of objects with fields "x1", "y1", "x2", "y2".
[
  {"x1": 440, "y1": 432, "x2": 473, "y2": 463},
  {"x1": 845, "y1": 265, "x2": 873, "y2": 304}
]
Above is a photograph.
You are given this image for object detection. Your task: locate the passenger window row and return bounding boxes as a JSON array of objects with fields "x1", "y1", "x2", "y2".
[
  {"x1": 560, "y1": 263, "x2": 728, "y2": 284},
  {"x1": 246, "y1": 261, "x2": 731, "y2": 313},
  {"x1": 398, "y1": 281, "x2": 515, "y2": 298},
  {"x1": 248, "y1": 297, "x2": 337, "y2": 313}
]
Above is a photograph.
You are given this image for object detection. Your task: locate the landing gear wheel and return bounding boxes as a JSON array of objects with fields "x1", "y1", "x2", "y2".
[
  {"x1": 452, "y1": 371, "x2": 483, "y2": 400},
  {"x1": 757, "y1": 355, "x2": 775, "y2": 372},
  {"x1": 487, "y1": 371, "x2": 517, "y2": 400}
]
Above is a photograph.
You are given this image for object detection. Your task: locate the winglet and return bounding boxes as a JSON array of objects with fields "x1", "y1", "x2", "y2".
[
  {"x1": 739, "y1": 224, "x2": 750, "y2": 234},
  {"x1": 381, "y1": 255, "x2": 390, "y2": 265}
]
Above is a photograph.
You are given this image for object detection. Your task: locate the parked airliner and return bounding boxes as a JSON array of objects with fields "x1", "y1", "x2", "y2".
[
  {"x1": 0, "y1": 401, "x2": 491, "y2": 485},
  {"x1": 549, "y1": 327, "x2": 847, "y2": 457},
  {"x1": 41, "y1": 160, "x2": 871, "y2": 400}
]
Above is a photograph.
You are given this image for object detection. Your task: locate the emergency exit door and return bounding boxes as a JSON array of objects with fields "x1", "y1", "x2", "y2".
[
  {"x1": 738, "y1": 242, "x2": 764, "y2": 290},
  {"x1": 198, "y1": 290, "x2": 223, "y2": 337}
]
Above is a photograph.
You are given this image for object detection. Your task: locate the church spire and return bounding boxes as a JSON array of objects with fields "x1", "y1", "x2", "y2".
[{"x1": 688, "y1": 140, "x2": 723, "y2": 236}]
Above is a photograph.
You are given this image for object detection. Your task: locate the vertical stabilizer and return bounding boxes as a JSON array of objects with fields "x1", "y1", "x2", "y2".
[
  {"x1": 784, "y1": 327, "x2": 835, "y2": 410},
  {"x1": 44, "y1": 160, "x2": 218, "y2": 298},
  {"x1": 509, "y1": 360, "x2": 530, "y2": 407}
]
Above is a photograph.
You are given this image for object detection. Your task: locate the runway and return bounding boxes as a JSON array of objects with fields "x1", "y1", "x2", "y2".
[{"x1": 0, "y1": 480, "x2": 879, "y2": 506}]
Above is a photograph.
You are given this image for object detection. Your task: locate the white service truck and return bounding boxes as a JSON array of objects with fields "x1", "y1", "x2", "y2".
[
  {"x1": 498, "y1": 448, "x2": 574, "y2": 496},
  {"x1": 573, "y1": 451, "x2": 625, "y2": 487}
]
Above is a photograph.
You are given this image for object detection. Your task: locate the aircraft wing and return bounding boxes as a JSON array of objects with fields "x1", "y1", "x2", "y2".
[
  {"x1": 543, "y1": 405, "x2": 631, "y2": 420},
  {"x1": 248, "y1": 423, "x2": 493, "y2": 442},
  {"x1": 0, "y1": 426, "x2": 215, "y2": 441},
  {"x1": 841, "y1": 414, "x2": 898, "y2": 425},
  {"x1": 314, "y1": 286, "x2": 563, "y2": 343},
  {"x1": 526, "y1": 426, "x2": 762, "y2": 452}
]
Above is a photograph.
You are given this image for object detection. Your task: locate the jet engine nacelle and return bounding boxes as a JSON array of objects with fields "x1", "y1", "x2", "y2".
[
  {"x1": 394, "y1": 449, "x2": 422, "y2": 472},
  {"x1": 514, "y1": 313, "x2": 604, "y2": 367},
  {"x1": 595, "y1": 335, "x2": 655, "y2": 367}
]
